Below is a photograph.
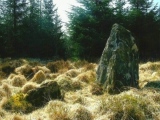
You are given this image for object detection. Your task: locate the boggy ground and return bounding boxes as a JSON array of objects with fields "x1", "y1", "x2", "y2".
[{"x1": 0, "y1": 58, "x2": 160, "y2": 120}]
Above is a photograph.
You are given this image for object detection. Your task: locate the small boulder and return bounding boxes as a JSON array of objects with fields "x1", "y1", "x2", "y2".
[
  {"x1": 144, "y1": 81, "x2": 160, "y2": 89},
  {"x1": 26, "y1": 81, "x2": 62, "y2": 107},
  {"x1": 96, "y1": 23, "x2": 139, "y2": 93}
]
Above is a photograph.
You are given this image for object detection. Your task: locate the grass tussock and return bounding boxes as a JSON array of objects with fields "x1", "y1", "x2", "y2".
[
  {"x1": 90, "y1": 83, "x2": 103, "y2": 95},
  {"x1": 70, "y1": 104, "x2": 93, "y2": 120},
  {"x1": 30, "y1": 70, "x2": 46, "y2": 84},
  {"x1": 0, "y1": 71, "x2": 6, "y2": 81},
  {"x1": 55, "y1": 75, "x2": 73, "y2": 91},
  {"x1": 65, "y1": 69, "x2": 80, "y2": 78},
  {"x1": 21, "y1": 82, "x2": 37, "y2": 94},
  {"x1": 3, "y1": 92, "x2": 33, "y2": 113},
  {"x1": 99, "y1": 90, "x2": 160, "y2": 120},
  {"x1": 12, "y1": 114, "x2": 24, "y2": 120},
  {"x1": 73, "y1": 60, "x2": 89, "y2": 68},
  {"x1": 15, "y1": 64, "x2": 34, "y2": 79},
  {"x1": 10, "y1": 75, "x2": 27, "y2": 87},
  {"x1": 139, "y1": 61, "x2": 160, "y2": 87},
  {"x1": 32, "y1": 66, "x2": 51, "y2": 74},
  {"x1": 0, "y1": 59, "x2": 160, "y2": 119},
  {"x1": 0, "y1": 108, "x2": 6, "y2": 118},
  {"x1": 46, "y1": 60, "x2": 74, "y2": 73},
  {"x1": 76, "y1": 70, "x2": 96, "y2": 83},
  {"x1": 71, "y1": 80, "x2": 82, "y2": 90},
  {"x1": 83, "y1": 63, "x2": 97, "y2": 71},
  {"x1": 0, "y1": 90, "x2": 6, "y2": 100},
  {"x1": 47, "y1": 73, "x2": 60, "y2": 79},
  {"x1": 2, "y1": 83, "x2": 11, "y2": 98},
  {"x1": 45, "y1": 100, "x2": 70, "y2": 120}
]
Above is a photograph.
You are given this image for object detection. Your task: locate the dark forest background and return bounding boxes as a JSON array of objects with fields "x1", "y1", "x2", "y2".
[{"x1": 0, "y1": 0, "x2": 160, "y2": 61}]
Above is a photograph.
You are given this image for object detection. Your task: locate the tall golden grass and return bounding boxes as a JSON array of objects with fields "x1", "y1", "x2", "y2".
[{"x1": 0, "y1": 59, "x2": 159, "y2": 119}]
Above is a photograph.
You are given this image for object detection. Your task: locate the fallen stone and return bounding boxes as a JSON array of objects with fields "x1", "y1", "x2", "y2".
[
  {"x1": 144, "y1": 81, "x2": 160, "y2": 89},
  {"x1": 26, "y1": 81, "x2": 62, "y2": 107}
]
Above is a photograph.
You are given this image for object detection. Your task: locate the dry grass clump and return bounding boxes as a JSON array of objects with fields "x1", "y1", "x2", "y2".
[
  {"x1": 1, "y1": 59, "x2": 160, "y2": 119},
  {"x1": 45, "y1": 100, "x2": 70, "y2": 120},
  {"x1": 99, "y1": 90, "x2": 160, "y2": 120},
  {"x1": 90, "y1": 83, "x2": 103, "y2": 95},
  {"x1": 8, "y1": 73, "x2": 16, "y2": 80},
  {"x1": 55, "y1": 75, "x2": 73, "y2": 91},
  {"x1": 15, "y1": 64, "x2": 34, "y2": 79},
  {"x1": 139, "y1": 88, "x2": 160, "y2": 104},
  {"x1": 0, "y1": 59, "x2": 27, "y2": 77},
  {"x1": 76, "y1": 70, "x2": 96, "y2": 83},
  {"x1": 32, "y1": 66, "x2": 51, "y2": 74},
  {"x1": 30, "y1": 70, "x2": 46, "y2": 84},
  {"x1": 47, "y1": 73, "x2": 60, "y2": 79},
  {"x1": 139, "y1": 61, "x2": 160, "y2": 88},
  {"x1": 140, "y1": 61, "x2": 160, "y2": 71},
  {"x1": 46, "y1": 60, "x2": 73, "y2": 73},
  {"x1": 64, "y1": 92, "x2": 87, "y2": 105},
  {"x1": 0, "y1": 108, "x2": 6, "y2": 118},
  {"x1": 65, "y1": 69, "x2": 80, "y2": 78},
  {"x1": 21, "y1": 82, "x2": 38, "y2": 94},
  {"x1": 12, "y1": 114, "x2": 24, "y2": 120},
  {"x1": 71, "y1": 80, "x2": 82, "y2": 90},
  {"x1": 0, "y1": 90, "x2": 6, "y2": 103},
  {"x1": 70, "y1": 103, "x2": 93, "y2": 120},
  {"x1": 10, "y1": 75, "x2": 27, "y2": 87},
  {"x1": 83, "y1": 63, "x2": 97, "y2": 71},
  {"x1": 3, "y1": 92, "x2": 33, "y2": 113},
  {"x1": 2, "y1": 83, "x2": 11, "y2": 98},
  {"x1": 0, "y1": 71, "x2": 7, "y2": 80},
  {"x1": 73, "y1": 60, "x2": 89, "y2": 68}
]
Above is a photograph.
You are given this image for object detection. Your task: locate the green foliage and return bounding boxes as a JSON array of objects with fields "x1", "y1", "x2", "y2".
[
  {"x1": 68, "y1": 0, "x2": 114, "y2": 59},
  {"x1": 126, "y1": 0, "x2": 160, "y2": 59},
  {"x1": 3, "y1": 92, "x2": 34, "y2": 113},
  {"x1": 0, "y1": 0, "x2": 65, "y2": 58},
  {"x1": 67, "y1": 0, "x2": 160, "y2": 60},
  {"x1": 0, "y1": 0, "x2": 160, "y2": 60}
]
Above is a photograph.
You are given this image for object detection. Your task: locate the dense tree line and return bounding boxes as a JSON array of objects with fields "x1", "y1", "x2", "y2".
[
  {"x1": 0, "y1": 0, "x2": 160, "y2": 60},
  {"x1": 68, "y1": 0, "x2": 160, "y2": 60},
  {"x1": 0, "y1": 0, "x2": 64, "y2": 58}
]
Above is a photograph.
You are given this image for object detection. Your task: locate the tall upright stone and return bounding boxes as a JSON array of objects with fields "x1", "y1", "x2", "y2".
[{"x1": 96, "y1": 23, "x2": 139, "y2": 93}]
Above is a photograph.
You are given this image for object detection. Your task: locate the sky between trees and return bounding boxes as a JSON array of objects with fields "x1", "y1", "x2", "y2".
[{"x1": 54, "y1": 0, "x2": 160, "y2": 27}]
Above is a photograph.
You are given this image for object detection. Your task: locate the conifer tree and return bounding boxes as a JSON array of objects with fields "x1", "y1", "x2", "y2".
[
  {"x1": 127, "y1": 0, "x2": 160, "y2": 58},
  {"x1": 68, "y1": 0, "x2": 114, "y2": 59},
  {"x1": 0, "y1": 0, "x2": 28, "y2": 56}
]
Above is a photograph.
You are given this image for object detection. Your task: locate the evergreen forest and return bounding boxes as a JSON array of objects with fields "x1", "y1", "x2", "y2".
[{"x1": 0, "y1": 0, "x2": 160, "y2": 60}]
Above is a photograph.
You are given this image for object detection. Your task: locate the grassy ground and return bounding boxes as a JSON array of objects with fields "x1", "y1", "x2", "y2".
[{"x1": 0, "y1": 59, "x2": 160, "y2": 120}]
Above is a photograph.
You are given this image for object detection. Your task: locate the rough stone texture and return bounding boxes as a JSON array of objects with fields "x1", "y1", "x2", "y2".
[
  {"x1": 96, "y1": 23, "x2": 139, "y2": 93},
  {"x1": 26, "y1": 81, "x2": 62, "y2": 107}
]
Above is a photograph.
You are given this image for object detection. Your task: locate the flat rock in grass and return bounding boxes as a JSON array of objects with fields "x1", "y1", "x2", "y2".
[
  {"x1": 96, "y1": 23, "x2": 139, "y2": 93},
  {"x1": 144, "y1": 81, "x2": 160, "y2": 89},
  {"x1": 26, "y1": 81, "x2": 62, "y2": 107}
]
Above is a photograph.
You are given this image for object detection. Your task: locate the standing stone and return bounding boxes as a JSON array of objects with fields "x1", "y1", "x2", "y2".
[{"x1": 96, "y1": 23, "x2": 139, "y2": 93}]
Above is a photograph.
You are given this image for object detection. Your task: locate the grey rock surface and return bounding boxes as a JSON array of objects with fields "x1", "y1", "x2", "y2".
[
  {"x1": 26, "y1": 81, "x2": 62, "y2": 107},
  {"x1": 96, "y1": 23, "x2": 139, "y2": 93}
]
